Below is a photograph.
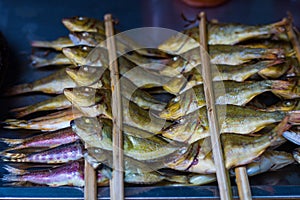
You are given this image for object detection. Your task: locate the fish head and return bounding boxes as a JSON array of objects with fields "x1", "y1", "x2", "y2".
[
  {"x1": 62, "y1": 45, "x2": 93, "y2": 65},
  {"x1": 64, "y1": 86, "x2": 98, "y2": 107},
  {"x1": 62, "y1": 16, "x2": 104, "y2": 33},
  {"x1": 66, "y1": 65, "x2": 105, "y2": 86},
  {"x1": 69, "y1": 32, "x2": 105, "y2": 47},
  {"x1": 71, "y1": 117, "x2": 103, "y2": 143}
]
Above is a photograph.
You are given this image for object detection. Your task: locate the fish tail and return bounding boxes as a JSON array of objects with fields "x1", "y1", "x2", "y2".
[
  {"x1": 2, "y1": 174, "x2": 22, "y2": 183},
  {"x1": 288, "y1": 111, "x2": 300, "y2": 125},
  {"x1": 31, "y1": 55, "x2": 52, "y2": 68},
  {"x1": 1, "y1": 152, "x2": 26, "y2": 160},
  {"x1": 0, "y1": 137, "x2": 24, "y2": 146},
  {"x1": 164, "y1": 175, "x2": 188, "y2": 184},
  {"x1": 31, "y1": 41, "x2": 52, "y2": 48},
  {"x1": 271, "y1": 80, "x2": 300, "y2": 99},
  {"x1": 3, "y1": 164, "x2": 28, "y2": 175},
  {"x1": 9, "y1": 106, "x2": 31, "y2": 118},
  {"x1": 3, "y1": 83, "x2": 33, "y2": 96},
  {"x1": 2, "y1": 119, "x2": 29, "y2": 129},
  {"x1": 270, "y1": 17, "x2": 289, "y2": 33}
]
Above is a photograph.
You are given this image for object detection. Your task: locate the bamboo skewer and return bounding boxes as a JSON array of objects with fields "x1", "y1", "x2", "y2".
[
  {"x1": 84, "y1": 158, "x2": 97, "y2": 200},
  {"x1": 105, "y1": 14, "x2": 125, "y2": 200},
  {"x1": 235, "y1": 167, "x2": 252, "y2": 200},
  {"x1": 198, "y1": 12, "x2": 233, "y2": 200}
]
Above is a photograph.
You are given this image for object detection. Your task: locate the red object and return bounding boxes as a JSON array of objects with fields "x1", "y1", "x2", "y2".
[{"x1": 182, "y1": 0, "x2": 228, "y2": 7}]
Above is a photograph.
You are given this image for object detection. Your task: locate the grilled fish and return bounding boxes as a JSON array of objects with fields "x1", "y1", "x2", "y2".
[
  {"x1": 161, "y1": 105, "x2": 300, "y2": 143},
  {"x1": 158, "y1": 18, "x2": 289, "y2": 54},
  {"x1": 31, "y1": 36, "x2": 74, "y2": 51},
  {"x1": 160, "y1": 80, "x2": 299, "y2": 120}
]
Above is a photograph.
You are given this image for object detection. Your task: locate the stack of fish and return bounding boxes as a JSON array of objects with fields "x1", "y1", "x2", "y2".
[{"x1": 1, "y1": 16, "x2": 300, "y2": 187}]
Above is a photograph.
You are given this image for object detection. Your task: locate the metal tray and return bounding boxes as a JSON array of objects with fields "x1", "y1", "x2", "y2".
[{"x1": 0, "y1": 0, "x2": 300, "y2": 199}]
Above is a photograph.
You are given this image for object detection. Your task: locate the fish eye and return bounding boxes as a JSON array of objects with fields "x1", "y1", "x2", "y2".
[
  {"x1": 82, "y1": 46, "x2": 88, "y2": 51},
  {"x1": 173, "y1": 56, "x2": 179, "y2": 61},
  {"x1": 82, "y1": 32, "x2": 89, "y2": 37},
  {"x1": 283, "y1": 101, "x2": 292, "y2": 106},
  {"x1": 84, "y1": 87, "x2": 90, "y2": 92},
  {"x1": 78, "y1": 16, "x2": 85, "y2": 21}
]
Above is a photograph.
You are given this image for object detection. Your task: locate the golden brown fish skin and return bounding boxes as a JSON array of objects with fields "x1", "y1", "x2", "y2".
[
  {"x1": 62, "y1": 45, "x2": 103, "y2": 66},
  {"x1": 3, "y1": 108, "x2": 83, "y2": 131},
  {"x1": 168, "y1": 118, "x2": 290, "y2": 174},
  {"x1": 160, "y1": 105, "x2": 294, "y2": 144},
  {"x1": 62, "y1": 16, "x2": 105, "y2": 34},
  {"x1": 158, "y1": 18, "x2": 288, "y2": 54},
  {"x1": 31, "y1": 36, "x2": 74, "y2": 51},
  {"x1": 10, "y1": 94, "x2": 72, "y2": 118},
  {"x1": 31, "y1": 52, "x2": 72, "y2": 68},
  {"x1": 4, "y1": 68, "x2": 77, "y2": 96},
  {"x1": 71, "y1": 117, "x2": 184, "y2": 161},
  {"x1": 160, "y1": 80, "x2": 298, "y2": 120},
  {"x1": 156, "y1": 45, "x2": 286, "y2": 77},
  {"x1": 254, "y1": 100, "x2": 299, "y2": 112},
  {"x1": 163, "y1": 60, "x2": 284, "y2": 95}
]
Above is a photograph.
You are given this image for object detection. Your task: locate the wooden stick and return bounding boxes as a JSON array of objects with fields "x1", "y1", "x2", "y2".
[
  {"x1": 235, "y1": 167, "x2": 252, "y2": 200},
  {"x1": 198, "y1": 12, "x2": 233, "y2": 200},
  {"x1": 286, "y1": 16, "x2": 300, "y2": 65},
  {"x1": 104, "y1": 14, "x2": 124, "y2": 200},
  {"x1": 84, "y1": 158, "x2": 97, "y2": 200}
]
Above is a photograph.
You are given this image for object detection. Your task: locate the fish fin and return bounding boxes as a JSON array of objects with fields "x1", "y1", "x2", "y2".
[
  {"x1": 288, "y1": 111, "x2": 300, "y2": 125},
  {"x1": 283, "y1": 130, "x2": 300, "y2": 145},
  {"x1": 164, "y1": 175, "x2": 188, "y2": 184},
  {"x1": 3, "y1": 164, "x2": 28, "y2": 175},
  {"x1": 31, "y1": 41, "x2": 52, "y2": 49},
  {"x1": 3, "y1": 83, "x2": 33, "y2": 96},
  {"x1": 1, "y1": 174, "x2": 21, "y2": 182},
  {"x1": 275, "y1": 116, "x2": 292, "y2": 138},
  {"x1": 31, "y1": 55, "x2": 52, "y2": 68},
  {"x1": 271, "y1": 80, "x2": 300, "y2": 99},
  {"x1": 0, "y1": 137, "x2": 24, "y2": 146},
  {"x1": 1, "y1": 152, "x2": 26, "y2": 161},
  {"x1": 2, "y1": 119, "x2": 28, "y2": 129}
]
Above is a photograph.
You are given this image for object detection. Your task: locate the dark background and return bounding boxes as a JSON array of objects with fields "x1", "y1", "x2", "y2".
[{"x1": 0, "y1": 0, "x2": 300, "y2": 199}]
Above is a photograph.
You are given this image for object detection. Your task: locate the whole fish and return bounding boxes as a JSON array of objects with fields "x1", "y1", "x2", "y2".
[
  {"x1": 166, "y1": 118, "x2": 290, "y2": 173},
  {"x1": 163, "y1": 59, "x2": 286, "y2": 95},
  {"x1": 155, "y1": 45, "x2": 286, "y2": 77},
  {"x1": 293, "y1": 147, "x2": 300, "y2": 164},
  {"x1": 0, "y1": 128, "x2": 79, "y2": 152},
  {"x1": 31, "y1": 52, "x2": 72, "y2": 68},
  {"x1": 71, "y1": 117, "x2": 186, "y2": 161},
  {"x1": 161, "y1": 105, "x2": 300, "y2": 144},
  {"x1": 2, "y1": 161, "x2": 87, "y2": 187},
  {"x1": 158, "y1": 18, "x2": 289, "y2": 54},
  {"x1": 2, "y1": 142, "x2": 84, "y2": 164},
  {"x1": 189, "y1": 150, "x2": 294, "y2": 185},
  {"x1": 160, "y1": 80, "x2": 299, "y2": 120},
  {"x1": 3, "y1": 108, "x2": 83, "y2": 131},
  {"x1": 10, "y1": 94, "x2": 72, "y2": 118},
  {"x1": 4, "y1": 68, "x2": 77, "y2": 96},
  {"x1": 31, "y1": 36, "x2": 74, "y2": 51}
]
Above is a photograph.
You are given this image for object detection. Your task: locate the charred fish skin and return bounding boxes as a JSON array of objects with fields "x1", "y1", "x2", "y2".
[{"x1": 2, "y1": 142, "x2": 84, "y2": 164}]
